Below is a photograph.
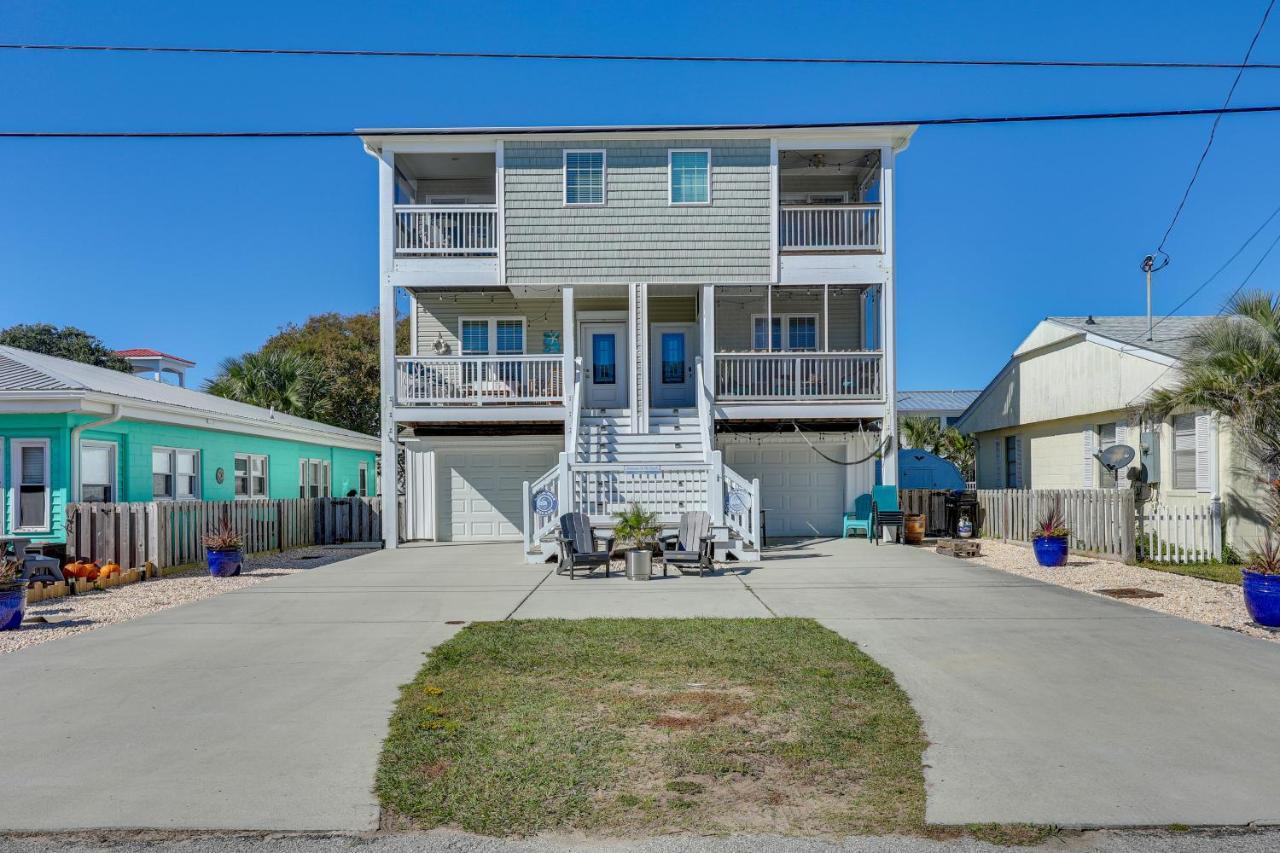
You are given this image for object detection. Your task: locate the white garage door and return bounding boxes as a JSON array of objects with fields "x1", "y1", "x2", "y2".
[
  {"x1": 725, "y1": 442, "x2": 846, "y2": 538},
  {"x1": 435, "y1": 441, "x2": 560, "y2": 541}
]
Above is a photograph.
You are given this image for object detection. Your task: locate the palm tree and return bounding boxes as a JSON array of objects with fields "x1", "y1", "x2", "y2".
[
  {"x1": 900, "y1": 415, "x2": 944, "y2": 454},
  {"x1": 1146, "y1": 291, "x2": 1280, "y2": 473},
  {"x1": 204, "y1": 350, "x2": 326, "y2": 420},
  {"x1": 939, "y1": 427, "x2": 976, "y2": 481}
]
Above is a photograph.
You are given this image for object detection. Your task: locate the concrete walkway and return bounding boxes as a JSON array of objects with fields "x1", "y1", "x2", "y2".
[{"x1": 2, "y1": 539, "x2": 1279, "y2": 831}]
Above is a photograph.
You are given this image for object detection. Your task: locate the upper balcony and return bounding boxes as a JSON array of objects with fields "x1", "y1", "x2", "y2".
[
  {"x1": 777, "y1": 148, "x2": 886, "y2": 284},
  {"x1": 391, "y1": 152, "x2": 499, "y2": 285}
]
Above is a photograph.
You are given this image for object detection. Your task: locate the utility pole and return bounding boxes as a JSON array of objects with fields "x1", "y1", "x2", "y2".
[{"x1": 1141, "y1": 254, "x2": 1156, "y2": 341}]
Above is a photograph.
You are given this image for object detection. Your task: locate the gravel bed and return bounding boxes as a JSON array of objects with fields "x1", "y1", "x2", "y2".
[
  {"x1": 969, "y1": 539, "x2": 1277, "y2": 642},
  {"x1": 0, "y1": 546, "x2": 376, "y2": 655}
]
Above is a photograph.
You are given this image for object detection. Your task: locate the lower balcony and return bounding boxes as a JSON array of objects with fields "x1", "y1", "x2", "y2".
[
  {"x1": 395, "y1": 355, "x2": 563, "y2": 406},
  {"x1": 713, "y1": 351, "x2": 882, "y2": 401}
]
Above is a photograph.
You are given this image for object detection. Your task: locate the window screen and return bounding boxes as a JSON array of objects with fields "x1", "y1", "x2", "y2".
[
  {"x1": 565, "y1": 151, "x2": 605, "y2": 205},
  {"x1": 18, "y1": 443, "x2": 48, "y2": 528},
  {"x1": 495, "y1": 320, "x2": 523, "y2": 354},
  {"x1": 788, "y1": 317, "x2": 818, "y2": 351},
  {"x1": 670, "y1": 150, "x2": 710, "y2": 204},
  {"x1": 460, "y1": 320, "x2": 489, "y2": 355},
  {"x1": 80, "y1": 443, "x2": 114, "y2": 503}
]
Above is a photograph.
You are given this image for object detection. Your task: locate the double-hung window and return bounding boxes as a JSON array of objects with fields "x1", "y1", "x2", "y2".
[
  {"x1": 358, "y1": 462, "x2": 370, "y2": 497},
  {"x1": 234, "y1": 453, "x2": 269, "y2": 499},
  {"x1": 564, "y1": 150, "x2": 605, "y2": 205},
  {"x1": 459, "y1": 318, "x2": 526, "y2": 355},
  {"x1": 751, "y1": 314, "x2": 819, "y2": 351},
  {"x1": 299, "y1": 458, "x2": 331, "y2": 498},
  {"x1": 11, "y1": 438, "x2": 50, "y2": 531},
  {"x1": 669, "y1": 149, "x2": 711, "y2": 205},
  {"x1": 152, "y1": 447, "x2": 200, "y2": 500},
  {"x1": 79, "y1": 440, "x2": 117, "y2": 503}
]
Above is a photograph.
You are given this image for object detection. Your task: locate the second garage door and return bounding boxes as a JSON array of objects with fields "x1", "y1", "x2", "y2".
[
  {"x1": 724, "y1": 442, "x2": 846, "y2": 538},
  {"x1": 435, "y1": 440, "x2": 560, "y2": 541}
]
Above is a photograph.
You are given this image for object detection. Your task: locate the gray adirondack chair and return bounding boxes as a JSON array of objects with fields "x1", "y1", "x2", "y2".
[
  {"x1": 660, "y1": 511, "x2": 715, "y2": 576},
  {"x1": 556, "y1": 512, "x2": 615, "y2": 579}
]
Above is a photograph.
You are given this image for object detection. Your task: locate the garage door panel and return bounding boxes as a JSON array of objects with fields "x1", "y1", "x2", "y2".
[
  {"x1": 436, "y1": 443, "x2": 560, "y2": 542},
  {"x1": 725, "y1": 442, "x2": 845, "y2": 538}
]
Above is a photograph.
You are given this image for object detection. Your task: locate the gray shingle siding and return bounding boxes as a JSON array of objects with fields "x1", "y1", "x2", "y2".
[{"x1": 503, "y1": 139, "x2": 772, "y2": 284}]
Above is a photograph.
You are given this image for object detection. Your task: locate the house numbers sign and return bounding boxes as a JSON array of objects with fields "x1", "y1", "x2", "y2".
[{"x1": 532, "y1": 489, "x2": 557, "y2": 516}]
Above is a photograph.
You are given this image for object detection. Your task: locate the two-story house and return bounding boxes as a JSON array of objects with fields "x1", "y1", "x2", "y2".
[{"x1": 361, "y1": 123, "x2": 913, "y2": 561}]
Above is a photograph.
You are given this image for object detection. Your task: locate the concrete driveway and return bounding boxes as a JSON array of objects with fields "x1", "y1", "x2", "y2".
[{"x1": 1, "y1": 538, "x2": 1279, "y2": 831}]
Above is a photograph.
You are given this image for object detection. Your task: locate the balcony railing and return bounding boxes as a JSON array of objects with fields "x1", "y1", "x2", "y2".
[
  {"x1": 779, "y1": 203, "x2": 881, "y2": 251},
  {"x1": 714, "y1": 351, "x2": 882, "y2": 400},
  {"x1": 395, "y1": 355, "x2": 562, "y2": 405},
  {"x1": 394, "y1": 204, "x2": 497, "y2": 256}
]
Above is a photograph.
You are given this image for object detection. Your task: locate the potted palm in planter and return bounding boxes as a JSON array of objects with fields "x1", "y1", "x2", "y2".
[
  {"x1": 0, "y1": 558, "x2": 25, "y2": 631},
  {"x1": 1243, "y1": 535, "x2": 1280, "y2": 628},
  {"x1": 203, "y1": 521, "x2": 244, "y2": 577},
  {"x1": 1031, "y1": 505, "x2": 1071, "y2": 568},
  {"x1": 612, "y1": 503, "x2": 661, "y2": 581}
]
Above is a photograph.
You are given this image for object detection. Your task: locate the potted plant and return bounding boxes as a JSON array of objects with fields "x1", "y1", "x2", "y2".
[
  {"x1": 203, "y1": 521, "x2": 244, "y2": 578},
  {"x1": 1030, "y1": 505, "x2": 1071, "y2": 568},
  {"x1": 612, "y1": 503, "x2": 660, "y2": 581},
  {"x1": 1243, "y1": 534, "x2": 1280, "y2": 628},
  {"x1": 0, "y1": 558, "x2": 26, "y2": 631}
]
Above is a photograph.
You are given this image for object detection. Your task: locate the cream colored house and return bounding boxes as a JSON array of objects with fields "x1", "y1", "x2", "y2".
[{"x1": 956, "y1": 316, "x2": 1267, "y2": 554}]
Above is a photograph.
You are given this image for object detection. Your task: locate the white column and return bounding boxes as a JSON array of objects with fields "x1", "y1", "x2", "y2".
[
  {"x1": 765, "y1": 284, "x2": 773, "y2": 352},
  {"x1": 823, "y1": 284, "x2": 829, "y2": 351},
  {"x1": 769, "y1": 139, "x2": 780, "y2": 281},
  {"x1": 561, "y1": 285, "x2": 575, "y2": 405},
  {"x1": 377, "y1": 147, "x2": 400, "y2": 548},
  {"x1": 880, "y1": 146, "x2": 899, "y2": 487},
  {"x1": 700, "y1": 284, "x2": 716, "y2": 405}
]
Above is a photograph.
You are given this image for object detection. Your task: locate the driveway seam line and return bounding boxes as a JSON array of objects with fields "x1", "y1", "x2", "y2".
[
  {"x1": 504, "y1": 567, "x2": 555, "y2": 620},
  {"x1": 732, "y1": 570, "x2": 778, "y2": 617}
]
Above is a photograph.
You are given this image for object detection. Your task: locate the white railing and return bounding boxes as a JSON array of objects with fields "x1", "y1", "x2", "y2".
[
  {"x1": 1143, "y1": 497, "x2": 1222, "y2": 563},
  {"x1": 394, "y1": 204, "x2": 497, "y2": 255},
  {"x1": 573, "y1": 464, "x2": 711, "y2": 520},
  {"x1": 395, "y1": 356, "x2": 562, "y2": 405},
  {"x1": 565, "y1": 357, "x2": 583, "y2": 455},
  {"x1": 779, "y1": 203, "x2": 881, "y2": 251},
  {"x1": 694, "y1": 356, "x2": 713, "y2": 459},
  {"x1": 723, "y1": 463, "x2": 761, "y2": 549},
  {"x1": 522, "y1": 465, "x2": 562, "y2": 555},
  {"x1": 714, "y1": 352, "x2": 882, "y2": 401}
]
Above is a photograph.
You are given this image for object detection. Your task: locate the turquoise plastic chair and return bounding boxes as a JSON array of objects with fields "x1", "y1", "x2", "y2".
[
  {"x1": 842, "y1": 493, "x2": 874, "y2": 539},
  {"x1": 871, "y1": 485, "x2": 903, "y2": 545},
  {"x1": 871, "y1": 485, "x2": 900, "y2": 513}
]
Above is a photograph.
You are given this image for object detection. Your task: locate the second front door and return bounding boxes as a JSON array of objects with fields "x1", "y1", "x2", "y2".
[
  {"x1": 581, "y1": 322, "x2": 628, "y2": 409},
  {"x1": 650, "y1": 323, "x2": 698, "y2": 408}
]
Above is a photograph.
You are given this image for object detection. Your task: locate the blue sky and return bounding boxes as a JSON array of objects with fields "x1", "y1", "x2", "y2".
[{"x1": 3, "y1": 1, "x2": 1279, "y2": 390}]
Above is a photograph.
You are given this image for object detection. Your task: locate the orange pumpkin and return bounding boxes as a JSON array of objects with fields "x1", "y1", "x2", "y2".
[
  {"x1": 83, "y1": 562, "x2": 101, "y2": 582},
  {"x1": 101, "y1": 561, "x2": 120, "y2": 576},
  {"x1": 63, "y1": 561, "x2": 84, "y2": 579}
]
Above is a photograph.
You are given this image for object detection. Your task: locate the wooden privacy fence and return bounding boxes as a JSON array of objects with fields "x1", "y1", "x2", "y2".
[
  {"x1": 900, "y1": 489, "x2": 953, "y2": 536},
  {"x1": 1142, "y1": 499, "x2": 1222, "y2": 563},
  {"x1": 976, "y1": 488, "x2": 1137, "y2": 562},
  {"x1": 66, "y1": 497, "x2": 382, "y2": 571}
]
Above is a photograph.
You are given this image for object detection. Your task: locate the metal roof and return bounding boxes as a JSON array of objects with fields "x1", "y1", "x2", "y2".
[
  {"x1": 357, "y1": 121, "x2": 917, "y2": 136},
  {"x1": 897, "y1": 390, "x2": 982, "y2": 412},
  {"x1": 0, "y1": 345, "x2": 377, "y2": 447},
  {"x1": 1046, "y1": 315, "x2": 1215, "y2": 361}
]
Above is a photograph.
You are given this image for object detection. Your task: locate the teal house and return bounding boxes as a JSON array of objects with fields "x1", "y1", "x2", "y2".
[{"x1": 0, "y1": 345, "x2": 379, "y2": 546}]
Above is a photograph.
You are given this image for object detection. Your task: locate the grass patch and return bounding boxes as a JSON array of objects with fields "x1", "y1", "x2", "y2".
[
  {"x1": 1139, "y1": 561, "x2": 1243, "y2": 585},
  {"x1": 376, "y1": 618, "x2": 928, "y2": 837}
]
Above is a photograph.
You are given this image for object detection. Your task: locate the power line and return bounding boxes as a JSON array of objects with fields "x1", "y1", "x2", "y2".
[
  {"x1": 1153, "y1": 0, "x2": 1277, "y2": 261},
  {"x1": 5, "y1": 42, "x2": 1280, "y2": 70},
  {"x1": 4, "y1": 104, "x2": 1280, "y2": 139}
]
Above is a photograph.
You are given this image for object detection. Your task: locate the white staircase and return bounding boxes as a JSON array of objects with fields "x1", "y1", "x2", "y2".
[{"x1": 522, "y1": 358, "x2": 761, "y2": 562}]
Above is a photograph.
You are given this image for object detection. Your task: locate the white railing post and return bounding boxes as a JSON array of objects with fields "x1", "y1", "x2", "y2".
[
  {"x1": 557, "y1": 452, "x2": 572, "y2": 516},
  {"x1": 522, "y1": 480, "x2": 533, "y2": 554},
  {"x1": 709, "y1": 449, "x2": 725, "y2": 524},
  {"x1": 1211, "y1": 493, "x2": 1222, "y2": 561},
  {"x1": 751, "y1": 477, "x2": 762, "y2": 549}
]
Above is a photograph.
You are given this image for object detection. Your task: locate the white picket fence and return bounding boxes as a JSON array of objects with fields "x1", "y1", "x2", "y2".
[
  {"x1": 976, "y1": 488, "x2": 1136, "y2": 562},
  {"x1": 1142, "y1": 498, "x2": 1222, "y2": 563}
]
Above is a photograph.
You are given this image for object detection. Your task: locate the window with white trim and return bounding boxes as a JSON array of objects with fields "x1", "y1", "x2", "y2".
[
  {"x1": 459, "y1": 318, "x2": 526, "y2": 355},
  {"x1": 1173, "y1": 414, "x2": 1198, "y2": 490},
  {"x1": 299, "y1": 458, "x2": 331, "y2": 498},
  {"x1": 669, "y1": 149, "x2": 710, "y2": 204},
  {"x1": 564, "y1": 150, "x2": 605, "y2": 205},
  {"x1": 153, "y1": 448, "x2": 200, "y2": 500},
  {"x1": 12, "y1": 438, "x2": 50, "y2": 531},
  {"x1": 358, "y1": 462, "x2": 369, "y2": 497},
  {"x1": 751, "y1": 314, "x2": 819, "y2": 351},
  {"x1": 79, "y1": 440, "x2": 117, "y2": 503},
  {"x1": 234, "y1": 453, "x2": 269, "y2": 498}
]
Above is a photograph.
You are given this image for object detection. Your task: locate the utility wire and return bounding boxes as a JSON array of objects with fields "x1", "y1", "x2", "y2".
[
  {"x1": 5, "y1": 43, "x2": 1280, "y2": 69},
  {"x1": 4, "y1": 104, "x2": 1280, "y2": 138},
  {"x1": 1154, "y1": 0, "x2": 1277, "y2": 262}
]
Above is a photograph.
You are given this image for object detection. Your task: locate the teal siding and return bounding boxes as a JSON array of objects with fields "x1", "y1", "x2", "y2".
[
  {"x1": 1, "y1": 413, "x2": 377, "y2": 543},
  {"x1": 503, "y1": 139, "x2": 773, "y2": 284}
]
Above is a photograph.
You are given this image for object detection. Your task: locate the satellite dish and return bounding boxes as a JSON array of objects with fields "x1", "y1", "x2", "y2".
[{"x1": 1098, "y1": 445, "x2": 1136, "y2": 469}]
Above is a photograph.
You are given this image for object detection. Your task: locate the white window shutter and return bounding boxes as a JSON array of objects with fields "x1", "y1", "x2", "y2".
[
  {"x1": 1082, "y1": 427, "x2": 1096, "y2": 487},
  {"x1": 1015, "y1": 435, "x2": 1024, "y2": 488},
  {"x1": 1195, "y1": 412, "x2": 1212, "y2": 492},
  {"x1": 1114, "y1": 421, "x2": 1129, "y2": 480}
]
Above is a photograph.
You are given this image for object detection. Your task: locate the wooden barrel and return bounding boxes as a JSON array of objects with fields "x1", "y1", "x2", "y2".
[{"x1": 904, "y1": 513, "x2": 926, "y2": 545}]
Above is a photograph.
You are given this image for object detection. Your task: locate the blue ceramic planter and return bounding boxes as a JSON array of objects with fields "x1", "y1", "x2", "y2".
[
  {"x1": 207, "y1": 549, "x2": 243, "y2": 578},
  {"x1": 0, "y1": 584, "x2": 26, "y2": 631},
  {"x1": 1032, "y1": 535, "x2": 1069, "y2": 568},
  {"x1": 1243, "y1": 569, "x2": 1280, "y2": 628}
]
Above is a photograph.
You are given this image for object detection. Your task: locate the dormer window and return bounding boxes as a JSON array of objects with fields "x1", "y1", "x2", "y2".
[
  {"x1": 669, "y1": 149, "x2": 711, "y2": 205},
  {"x1": 564, "y1": 150, "x2": 605, "y2": 205}
]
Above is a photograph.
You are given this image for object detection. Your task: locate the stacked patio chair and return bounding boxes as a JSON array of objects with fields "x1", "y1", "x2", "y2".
[
  {"x1": 871, "y1": 485, "x2": 904, "y2": 545},
  {"x1": 2, "y1": 540, "x2": 62, "y2": 585},
  {"x1": 556, "y1": 512, "x2": 615, "y2": 579},
  {"x1": 659, "y1": 511, "x2": 715, "y2": 576}
]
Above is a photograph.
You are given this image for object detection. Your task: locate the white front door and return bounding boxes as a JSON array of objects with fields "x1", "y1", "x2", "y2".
[
  {"x1": 650, "y1": 323, "x2": 698, "y2": 408},
  {"x1": 581, "y1": 322, "x2": 628, "y2": 409}
]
